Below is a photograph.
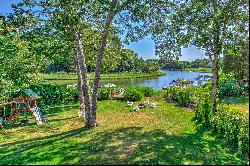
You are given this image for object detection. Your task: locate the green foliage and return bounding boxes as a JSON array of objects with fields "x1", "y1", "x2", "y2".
[
  {"x1": 164, "y1": 82, "x2": 225, "y2": 128},
  {"x1": 97, "y1": 87, "x2": 119, "y2": 101},
  {"x1": 183, "y1": 68, "x2": 212, "y2": 73},
  {"x1": 219, "y1": 79, "x2": 242, "y2": 97},
  {"x1": 176, "y1": 88, "x2": 194, "y2": 107},
  {"x1": 64, "y1": 85, "x2": 79, "y2": 102},
  {"x1": 137, "y1": 86, "x2": 155, "y2": 97},
  {"x1": 28, "y1": 83, "x2": 78, "y2": 107},
  {"x1": 0, "y1": 32, "x2": 40, "y2": 102},
  {"x1": 164, "y1": 86, "x2": 180, "y2": 101},
  {"x1": 194, "y1": 93, "x2": 212, "y2": 127},
  {"x1": 160, "y1": 58, "x2": 211, "y2": 72},
  {"x1": 222, "y1": 39, "x2": 249, "y2": 81},
  {"x1": 211, "y1": 105, "x2": 249, "y2": 156},
  {"x1": 124, "y1": 86, "x2": 147, "y2": 101},
  {"x1": 238, "y1": 121, "x2": 249, "y2": 157},
  {"x1": 124, "y1": 89, "x2": 144, "y2": 101},
  {"x1": 114, "y1": 49, "x2": 160, "y2": 74},
  {"x1": 218, "y1": 74, "x2": 248, "y2": 97},
  {"x1": 164, "y1": 86, "x2": 202, "y2": 108},
  {"x1": 45, "y1": 61, "x2": 74, "y2": 73}
]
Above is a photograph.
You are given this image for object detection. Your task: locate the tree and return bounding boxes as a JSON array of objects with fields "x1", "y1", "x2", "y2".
[
  {"x1": 148, "y1": 0, "x2": 249, "y2": 112},
  {"x1": 7, "y1": 0, "x2": 152, "y2": 128},
  {"x1": 35, "y1": 0, "x2": 134, "y2": 128},
  {"x1": 222, "y1": 39, "x2": 249, "y2": 82},
  {"x1": 0, "y1": 16, "x2": 40, "y2": 102}
]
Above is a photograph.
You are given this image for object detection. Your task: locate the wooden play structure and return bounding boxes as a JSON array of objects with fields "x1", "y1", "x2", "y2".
[{"x1": 0, "y1": 89, "x2": 47, "y2": 127}]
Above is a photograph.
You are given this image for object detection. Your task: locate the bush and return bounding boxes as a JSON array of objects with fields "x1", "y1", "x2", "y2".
[
  {"x1": 124, "y1": 87, "x2": 144, "y2": 101},
  {"x1": 64, "y1": 85, "x2": 79, "y2": 101},
  {"x1": 123, "y1": 86, "x2": 155, "y2": 101},
  {"x1": 28, "y1": 83, "x2": 78, "y2": 107},
  {"x1": 219, "y1": 79, "x2": 243, "y2": 97},
  {"x1": 194, "y1": 93, "x2": 212, "y2": 127},
  {"x1": 164, "y1": 86, "x2": 202, "y2": 108},
  {"x1": 97, "y1": 87, "x2": 119, "y2": 100},
  {"x1": 164, "y1": 86, "x2": 180, "y2": 101},
  {"x1": 211, "y1": 105, "x2": 249, "y2": 156},
  {"x1": 137, "y1": 86, "x2": 155, "y2": 97},
  {"x1": 238, "y1": 121, "x2": 249, "y2": 157}
]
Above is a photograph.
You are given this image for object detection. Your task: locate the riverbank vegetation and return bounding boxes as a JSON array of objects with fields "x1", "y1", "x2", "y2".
[
  {"x1": 160, "y1": 58, "x2": 211, "y2": 72},
  {"x1": 182, "y1": 68, "x2": 212, "y2": 73}
]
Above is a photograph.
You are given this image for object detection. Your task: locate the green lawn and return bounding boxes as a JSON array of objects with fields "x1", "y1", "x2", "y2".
[{"x1": 0, "y1": 97, "x2": 247, "y2": 165}]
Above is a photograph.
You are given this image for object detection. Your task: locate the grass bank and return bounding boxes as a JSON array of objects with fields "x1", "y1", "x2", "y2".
[
  {"x1": 0, "y1": 96, "x2": 247, "y2": 165},
  {"x1": 182, "y1": 68, "x2": 212, "y2": 73},
  {"x1": 39, "y1": 71, "x2": 166, "y2": 81}
]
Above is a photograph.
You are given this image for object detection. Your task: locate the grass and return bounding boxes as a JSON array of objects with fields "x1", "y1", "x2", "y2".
[
  {"x1": 39, "y1": 71, "x2": 166, "y2": 81},
  {"x1": 0, "y1": 97, "x2": 248, "y2": 165},
  {"x1": 183, "y1": 68, "x2": 212, "y2": 73}
]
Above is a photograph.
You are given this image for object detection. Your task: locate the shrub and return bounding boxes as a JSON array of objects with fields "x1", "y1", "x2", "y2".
[
  {"x1": 164, "y1": 86, "x2": 180, "y2": 101},
  {"x1": 64, "y1": 85, "x2": 79, "y2": 101},
  {"x1": 207, "y1": 104, "x2": 249, "y2": 156},
  {"x1": 123, "y1": 86, "x2": 155, "y2": 101},
  {"x1": 176, "y1": 87, "x2": 198, "y2": 107},
  {"x1": 97, "y1": 87, "x2": 119, "y2": 100},
  {"x1": 194, "y1": 101, "x2": 249, "y2": 156},
  {"x1": 137, "y1": 86, "x2": 155, "y2": 97},
  {"x1": 219, "y1": 79, "x2": 243, "y2": 97},
  {"x1": 164, "y1": 86, "x2": 201, "y2": 108},
  {"x1": 238, "y1": 121, "x2": 249, "y2": 157},
  {"x1": 194, "y1": 93, "x2": 212, "y2": 127},
  {"x1": 28, "y1": 83, "x2": 78, "y2": 107},
  {"x1": 124, "y1": 87, "x2": 144, "y2": 101}
]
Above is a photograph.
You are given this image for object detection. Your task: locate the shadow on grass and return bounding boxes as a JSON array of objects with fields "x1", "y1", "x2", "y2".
[
  {"x1": 4, "y1": 122, "x2": 37, "y2": 130},
  {"x1": 0, "y1": 126, "x2": 246, "y2": 165},
  {"x1": 2, "y1": 104, "x2": 79, "y2": 130},
  {"x1": 42, "y1": 103, "x2": 79, "y2": 116}
]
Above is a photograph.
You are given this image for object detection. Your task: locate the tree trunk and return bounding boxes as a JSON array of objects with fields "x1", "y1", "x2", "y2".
[
  {"x1": 75, "y1": 49, "x2": 85, "y2": 118},
  {"x1": 90, "y1": 10, "x2": 116, "y2": 128},
  {"x1": 210, "y1": 0, "x2": 220, "y2": 113},
  {"x1": 210, "y1": 57, "x2": 219, "y2": 113},
  {"x1": 74, "y1": 32, "x2": 92, "y2": 127}
]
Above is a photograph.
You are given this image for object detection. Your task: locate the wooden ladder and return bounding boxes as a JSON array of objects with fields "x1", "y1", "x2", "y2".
[{"x1": 6, "y1": 108, "x2": 20, "y2": 124}]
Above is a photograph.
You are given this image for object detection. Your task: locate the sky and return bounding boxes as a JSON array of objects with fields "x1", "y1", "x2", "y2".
[{"x1": 0, "y1": 0, "x2": 206, "y2": 61}]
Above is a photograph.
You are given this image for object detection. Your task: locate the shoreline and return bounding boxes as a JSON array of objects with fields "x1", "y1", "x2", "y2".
[{"x1": 39, "y1": 72, "x2": 166, "y2": 81}]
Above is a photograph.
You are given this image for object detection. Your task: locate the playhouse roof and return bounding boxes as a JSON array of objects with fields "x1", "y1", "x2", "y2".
[{"x1": 22, "y1": 89, "x2": 39, "y2": 97}]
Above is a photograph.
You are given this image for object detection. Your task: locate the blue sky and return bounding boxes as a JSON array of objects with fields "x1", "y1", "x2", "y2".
[{"x1": 0, "y1": 0, "x2": 206, "y2": 61}]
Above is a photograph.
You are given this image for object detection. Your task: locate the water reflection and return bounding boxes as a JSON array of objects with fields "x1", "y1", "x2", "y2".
[{"x1": 47, "y1": 70, "x2": 212, "y2": 90}]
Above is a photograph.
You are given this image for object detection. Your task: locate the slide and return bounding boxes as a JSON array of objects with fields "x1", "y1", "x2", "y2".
[{"x1": 30, "y1": 106, "x2": 47, "y2": 124}]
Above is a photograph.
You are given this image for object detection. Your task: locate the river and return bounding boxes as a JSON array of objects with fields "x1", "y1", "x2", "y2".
[{"x1": 48, "y1": 70, "x2": 212, "y2": 90}]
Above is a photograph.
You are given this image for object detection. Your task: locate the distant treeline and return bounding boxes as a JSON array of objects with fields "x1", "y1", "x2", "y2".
[{"x1": 159, "y1": 58, "x2": 211, "y2": 71}]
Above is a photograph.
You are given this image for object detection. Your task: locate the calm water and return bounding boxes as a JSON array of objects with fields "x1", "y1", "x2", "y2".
[{"x1": 48, "y1": 70, "x2": 212, "y2": 90}]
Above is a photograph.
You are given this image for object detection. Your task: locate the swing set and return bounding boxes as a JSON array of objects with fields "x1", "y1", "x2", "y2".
[{"x1": 0, "y1": 89, "x2": 46, "y2": 130}]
